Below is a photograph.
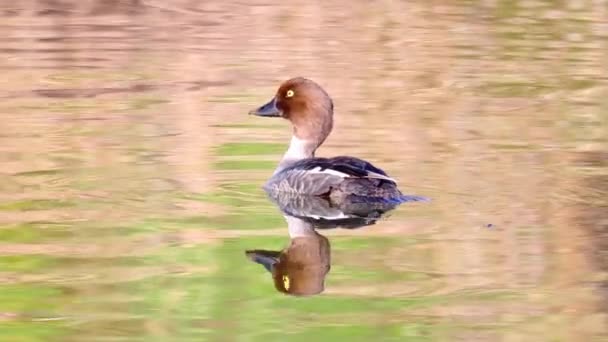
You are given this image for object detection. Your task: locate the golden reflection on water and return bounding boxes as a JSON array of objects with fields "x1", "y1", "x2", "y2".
[{"x1": 0, "y1": 0, "x2": 607, "y2": 341}]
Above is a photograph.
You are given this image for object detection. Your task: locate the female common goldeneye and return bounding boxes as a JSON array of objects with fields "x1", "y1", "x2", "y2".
[{"x1": 249, "y1": 77, "x2": 425, "y2": 203}]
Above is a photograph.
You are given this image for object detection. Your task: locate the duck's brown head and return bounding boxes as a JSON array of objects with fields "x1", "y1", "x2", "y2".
[{"x1": 249, "y1": 77, "x2": 334, "y2": 144}]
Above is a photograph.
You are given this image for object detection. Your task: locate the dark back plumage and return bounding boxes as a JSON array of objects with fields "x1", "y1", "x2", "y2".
[{"x1": 282, "y1": 156, "x2": 392, "y2": 180}]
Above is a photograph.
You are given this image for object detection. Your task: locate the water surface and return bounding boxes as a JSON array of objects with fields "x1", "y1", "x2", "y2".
[{"x1": 1, "y1": 1, "x2": 607, "y2": 341}]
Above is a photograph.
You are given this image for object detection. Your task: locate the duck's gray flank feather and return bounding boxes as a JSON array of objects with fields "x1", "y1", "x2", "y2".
[{"x1": 264, "y1": 168, "x2": 343, "y2": 196}]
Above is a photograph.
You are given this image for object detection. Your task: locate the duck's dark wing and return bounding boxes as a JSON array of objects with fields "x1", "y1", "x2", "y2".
[{"x1": 283, "y1": 156, "x2": 396, "y2": 183}]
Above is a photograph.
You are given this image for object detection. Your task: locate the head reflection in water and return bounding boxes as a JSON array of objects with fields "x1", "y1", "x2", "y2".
[
  {"x1": 246, "y1": 221, "x2": 330, "y2": 296},
  {"x1": 245, "y1": 193, "x2": 414, "y2": 296}
]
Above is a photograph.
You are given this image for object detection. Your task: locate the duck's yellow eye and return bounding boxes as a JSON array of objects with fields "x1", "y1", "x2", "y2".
[
  {"x1": 286, "y1": 89, "x2": 295, "y2": 98},
  {"x1": 282, "y1": 275, "x2": 290, "y2": 290}
]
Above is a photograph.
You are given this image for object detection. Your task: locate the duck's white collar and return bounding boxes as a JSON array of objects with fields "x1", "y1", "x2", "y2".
[
  {"x1": 285, "y1": 215, "x2": 317, "y2": 237},
  {"x1": 274, "y1": 136, "x2": 316, "y2": 175},
  {"x1": 286, "y1": 136, "x2": 312, "y2": 160}
]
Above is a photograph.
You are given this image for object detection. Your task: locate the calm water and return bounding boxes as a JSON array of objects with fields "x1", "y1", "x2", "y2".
[{"x1": 1, "y1": 1, "x2": 607, "y2": 341}]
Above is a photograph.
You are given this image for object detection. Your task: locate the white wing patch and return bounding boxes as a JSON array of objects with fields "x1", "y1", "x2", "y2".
[
  {"x1": 308, "y1": 212, "x2": 350, "y2": 220},
  {"x1": 306, "y1": 166, "x2": 350, "y2": 178},
  {"x1": 305, "y1": 166, "x2": 397, "y2": 183}
]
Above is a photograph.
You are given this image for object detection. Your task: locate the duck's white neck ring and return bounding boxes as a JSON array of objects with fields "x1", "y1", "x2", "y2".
[
  {"x1": 286, "y1": 135, "x2": 315, "y2": 159},
  {"x1": 274, "y1": 136, "x2": 316, "y2": 174},
  {"x1": 285, "y1": 215, "x2": 317, "y2": 237}
]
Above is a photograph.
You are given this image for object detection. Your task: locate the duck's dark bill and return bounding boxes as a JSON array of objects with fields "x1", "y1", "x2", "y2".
[
  {"x1": 245, "y1": 250, "x2": 280, "y2": 272},
  {"x1": 249, "y1": 97, "x2": 281, "y2": 117}
]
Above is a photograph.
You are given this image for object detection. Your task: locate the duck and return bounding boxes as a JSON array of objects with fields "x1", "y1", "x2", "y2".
[{"x1": 249, "y1": 77, "x2": 426, "y2": 204}]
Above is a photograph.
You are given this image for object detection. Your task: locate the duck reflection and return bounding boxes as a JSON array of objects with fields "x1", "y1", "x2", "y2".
[
  {"x1": 246, "y1": 193, "x2": 404, "y2": 296},
  {"x1": 246, "y1": 218, "x2": 330, "y2": 296}
]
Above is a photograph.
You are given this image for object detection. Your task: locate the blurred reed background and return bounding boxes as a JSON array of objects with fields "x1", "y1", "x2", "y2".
[{"x1": 0, "y1": 0, "x2": 606, "y2": 341}]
